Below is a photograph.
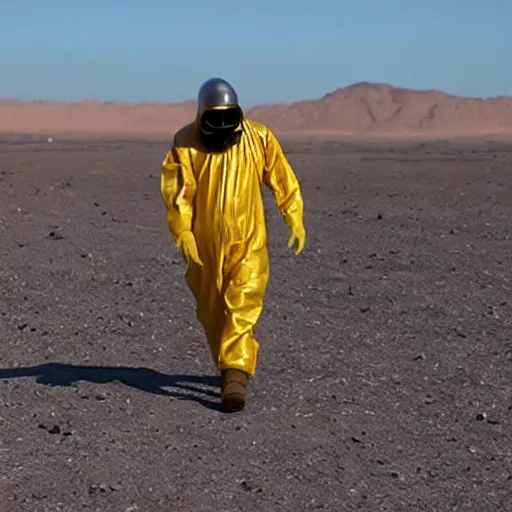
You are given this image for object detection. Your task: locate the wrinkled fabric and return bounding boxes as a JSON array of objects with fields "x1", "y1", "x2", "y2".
[{"x1": 160, "y1": 117, "x2": 304, "y2": 375}]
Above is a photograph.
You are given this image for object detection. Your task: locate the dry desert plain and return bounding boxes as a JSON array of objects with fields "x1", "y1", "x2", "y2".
[{"x1": 0, "y1": 83, "x2": 511, "y2": 511}]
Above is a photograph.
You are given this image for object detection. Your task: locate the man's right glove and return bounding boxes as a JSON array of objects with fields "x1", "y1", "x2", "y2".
[{"x1": 176, "y1": 230, "x2": 203, "y2": 267}]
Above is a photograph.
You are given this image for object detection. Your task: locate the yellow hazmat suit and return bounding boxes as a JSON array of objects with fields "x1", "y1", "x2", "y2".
[{"x1": 160, "y1": 109, "x2": 305, "y2": 377}]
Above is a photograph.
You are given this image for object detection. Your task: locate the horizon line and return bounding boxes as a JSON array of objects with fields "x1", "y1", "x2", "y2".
[{"x1": 0, "y1": 81, "x2": 511, "y2": 106}]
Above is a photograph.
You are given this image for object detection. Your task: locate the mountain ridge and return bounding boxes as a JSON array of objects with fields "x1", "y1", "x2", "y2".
[{"x1": 1, "y1": 82, "x2": 511, "y2": 138}]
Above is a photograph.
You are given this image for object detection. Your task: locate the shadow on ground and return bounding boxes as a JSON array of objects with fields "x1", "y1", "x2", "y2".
[{"x1": 0, "y1": 363, "x2": 222, "y2": 411}]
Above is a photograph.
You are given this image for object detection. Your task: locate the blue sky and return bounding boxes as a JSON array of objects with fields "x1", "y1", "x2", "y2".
[{"x1": 1, "y1": 1, "x2": 510, "y2": 106}]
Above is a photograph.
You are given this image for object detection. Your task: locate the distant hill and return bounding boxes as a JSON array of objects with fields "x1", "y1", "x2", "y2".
[{"x1": 1, "y1": 83, "x2": 512, "y2": 138}]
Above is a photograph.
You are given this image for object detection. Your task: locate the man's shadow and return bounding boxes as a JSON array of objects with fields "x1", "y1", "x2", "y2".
[{"x1": 0, "y1": 363, "x2": 222, "y2": 411}]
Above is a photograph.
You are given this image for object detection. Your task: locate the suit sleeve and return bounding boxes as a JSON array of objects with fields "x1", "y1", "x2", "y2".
[
  {"x1": 261, "y1": 127, "x2": 304, "y2": 229},
  {"x1": 160, "y1": 146, "x2": 196, "y2": 240}
]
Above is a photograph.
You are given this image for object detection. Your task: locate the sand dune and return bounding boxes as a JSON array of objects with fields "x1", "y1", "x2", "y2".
[{"x1": 1, "y1": 82, "x2": 512, "y2": 139}]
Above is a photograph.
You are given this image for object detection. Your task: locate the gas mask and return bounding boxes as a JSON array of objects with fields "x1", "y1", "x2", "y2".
[{"x1": 196, "y1": 78, "x2": 243, "y2": 152}]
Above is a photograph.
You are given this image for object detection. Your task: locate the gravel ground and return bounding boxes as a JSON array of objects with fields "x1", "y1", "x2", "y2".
[{"x1": 0, "y1": 136, "x2": 511, "y2": 511}]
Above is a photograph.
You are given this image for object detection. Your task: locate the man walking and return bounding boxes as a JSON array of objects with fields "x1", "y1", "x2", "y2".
[{"x1": 160, "y1": 77, "x2": 306, "y2": 412}]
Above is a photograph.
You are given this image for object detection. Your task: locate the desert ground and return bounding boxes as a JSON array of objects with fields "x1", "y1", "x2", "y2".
[{"x1": 0, "y1": 134, "x2": 511, "y2": 512}]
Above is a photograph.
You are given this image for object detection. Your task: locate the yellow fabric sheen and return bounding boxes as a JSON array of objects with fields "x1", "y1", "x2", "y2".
[{"x1": 160, "y1": 117, "x2": 305, "y2": 375}]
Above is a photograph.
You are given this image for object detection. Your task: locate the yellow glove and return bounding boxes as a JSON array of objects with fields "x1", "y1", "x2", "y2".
[
  {"x1": 176, "y1": 230, "x2": 203, "y2": 266},
  {"x1": 286, "y1": 219, "x2": 306, "y2": 255}
]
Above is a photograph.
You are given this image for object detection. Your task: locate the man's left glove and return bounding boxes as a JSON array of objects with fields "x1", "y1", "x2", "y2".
[{"x1": 286, "y1": 217, "x2": 306, "y2": 255}]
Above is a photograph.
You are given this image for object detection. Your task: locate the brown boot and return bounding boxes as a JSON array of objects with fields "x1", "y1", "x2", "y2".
[{"x1": 221, "y1": 369, "x2": 249, "y2": 413}]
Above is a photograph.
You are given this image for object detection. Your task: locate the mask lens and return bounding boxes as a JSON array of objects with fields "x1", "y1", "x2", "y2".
[{"x1": 202, "y1": 107, "x2": 241, "y2": 131}]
